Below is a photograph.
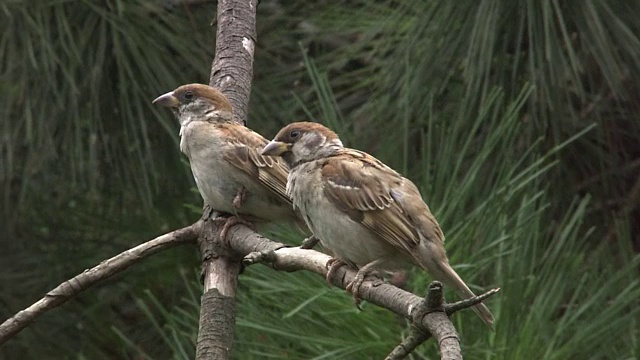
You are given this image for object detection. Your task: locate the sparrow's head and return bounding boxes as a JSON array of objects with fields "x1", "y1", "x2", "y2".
[
  {"x1": 261, "y1": 122, "x2": 343, "y2": 166},
  {"x1": 153, "y1": 84, "x2": 233, "y2": 126}
]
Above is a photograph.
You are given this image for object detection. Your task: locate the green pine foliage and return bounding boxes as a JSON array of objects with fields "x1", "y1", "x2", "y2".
[{"x1": 1, "y1": 0, "x2": 639, "y2": 359}]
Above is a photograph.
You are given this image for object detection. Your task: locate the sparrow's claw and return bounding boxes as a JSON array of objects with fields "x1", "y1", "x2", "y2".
[
  {"x1": 344, "y1": 260, "x2": 383, "y2": 309},
  {"x1": 346, "y1": 273, "x2": 367, "y2": 309},
  {"x1": 325, "y1": 258, "x2": 347, "y2": 286},
  {"x1": 300, "y1": 235, "x2": 320, "y2": 249}
]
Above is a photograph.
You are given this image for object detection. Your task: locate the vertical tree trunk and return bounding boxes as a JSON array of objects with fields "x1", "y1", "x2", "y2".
[{"x1": 195, "y1": 0, "x2": 259, "y2": 359}]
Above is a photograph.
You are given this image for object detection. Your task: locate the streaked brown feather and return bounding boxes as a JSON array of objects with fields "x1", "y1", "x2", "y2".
[
  {"x1": 320, "y1": 149, "x2": 426, "y2": 258},
  {"x1": 221, "y1": 124, "x2": 291, "y2": 205}
]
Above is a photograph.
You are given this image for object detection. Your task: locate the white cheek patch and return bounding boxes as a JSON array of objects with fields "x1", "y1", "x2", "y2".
[{"x1": 292, "y1": 133, "x2": 326, "y2": 161}]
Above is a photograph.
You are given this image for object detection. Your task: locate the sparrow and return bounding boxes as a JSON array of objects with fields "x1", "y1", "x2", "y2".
[
  {"x1": 153, "y1": 84, "x2": 313, "y2": 243},
  {"x1": 261, "y1": 122, "x2": 495, "y2": 328}
]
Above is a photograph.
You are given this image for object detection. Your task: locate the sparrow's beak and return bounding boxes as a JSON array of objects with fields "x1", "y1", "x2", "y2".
[
  {"x1": 152, "y1": 91, "x2": 180, "y2": 107},
  {"x1": 261, "y1": 141, "x2": 291, "y2": 156}
]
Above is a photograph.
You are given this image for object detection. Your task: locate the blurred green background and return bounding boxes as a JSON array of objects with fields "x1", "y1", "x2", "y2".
[{"x1": 2, "y1": 0, "x2": 640, "y2": 359}]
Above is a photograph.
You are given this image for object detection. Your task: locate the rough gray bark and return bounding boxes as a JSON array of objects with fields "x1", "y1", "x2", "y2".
[
  {"x1": 209, "y1": 0, "x2": 258, "y2": 125},
  {"x1": 195, "y1": 216, "x2": 242, "y2": 360}
]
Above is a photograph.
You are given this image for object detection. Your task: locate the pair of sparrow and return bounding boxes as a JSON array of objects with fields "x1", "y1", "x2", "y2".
[{"x1": 154, "y1": 84, "x2": 494, "y2": 328}]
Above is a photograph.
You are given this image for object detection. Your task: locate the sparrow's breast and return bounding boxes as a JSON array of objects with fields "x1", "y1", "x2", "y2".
[
  {"x1": 181, "y1": 122, "x2": 293, "y2": 222},
  {"x1": 180, "y1": 122, "x2": 246, "y2": 213}
]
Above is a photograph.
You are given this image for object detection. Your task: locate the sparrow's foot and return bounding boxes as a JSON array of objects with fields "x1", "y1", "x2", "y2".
[
  {"x1": 345, "y1": 259, "x2": 384, "y2": 308},
  {"x1": 300, "y1": 235, "x2": 320, "y2": 249},
  {"x1": 216, "y1": 215, "x2": 255, "y2": 243},
  {"x1": 232, "y1": 186, "x2": 248, "y2": 211},
  {"x1": 345, "y1": 271, "x2": 368, "y2": 308},
  {"x1": 325, "y1": 257, "x2": 347, "y2": 287},
  {"x1": 346, "y1": 272, "x2": 380, "y2": 309}
]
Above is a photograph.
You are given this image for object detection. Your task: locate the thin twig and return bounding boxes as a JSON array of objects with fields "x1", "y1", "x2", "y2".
[
  {"x1": 385, "y1": 329, "x2": 429, "y2": 360},
  {"x1": 445, "y1": 288, "x2": 501, "y2": 315},
  {"x1": 0, "y1": 222, "x2": 201, "y2": 345}
]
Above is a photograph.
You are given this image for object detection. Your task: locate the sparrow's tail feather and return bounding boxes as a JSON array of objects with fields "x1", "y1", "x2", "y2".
[
  {"x1": 417, "y1": 242, "x2": 495, "y2": 329},
  {"x1": 443, "y1": 263, "x2": 495, "y2": 330}
]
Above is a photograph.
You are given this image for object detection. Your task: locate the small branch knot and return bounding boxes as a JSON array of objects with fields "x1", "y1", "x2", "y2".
[
  {"x1": 243, "y1": 250, "x2": 277, "y2": 267},
  {"x1": 424, "y1": 281, "x2": 444, "y2": 312}
]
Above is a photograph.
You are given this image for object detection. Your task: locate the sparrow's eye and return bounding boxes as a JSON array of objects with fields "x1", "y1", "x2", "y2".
[
  {"x1": 183, "y1": 91, "x2": 194, "y2": 101},
  {"x1": 289, "y1": 130, "x2": 300, "y2": 139}
]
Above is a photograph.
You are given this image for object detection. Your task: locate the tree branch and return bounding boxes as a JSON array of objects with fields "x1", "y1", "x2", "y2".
[
  {"x1": 0, "y1": 222, "x2": 200, "y2": 346},
  {"x1": 236, "y1": 226, "x2": 499, "y2": 322},
  {"x1": 233, "y1": 225, "x2": 499, "y2": 359},
  {"x1": 386, "y1": 282, "x2": 457, "y2": 360},
  {"x1": 0, "y1": 220, "x2": 497, "y2": 358}
]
